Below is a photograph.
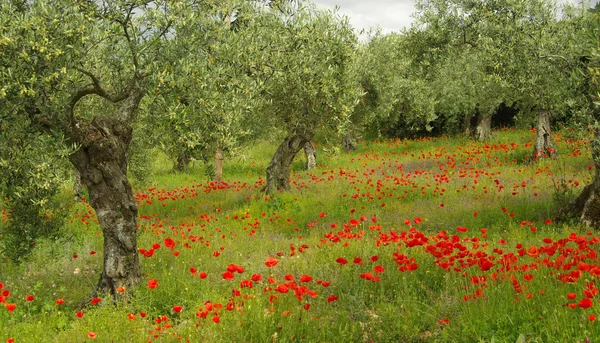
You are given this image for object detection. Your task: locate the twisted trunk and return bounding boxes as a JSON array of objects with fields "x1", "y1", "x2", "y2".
[
  {"x1": 531, "y1": 109, "x2": 557, "y2": 161},
  {"x1": 265, "y1": 129, "x2": 314, "y2": 194},
  {"x1": 214, "y1": 145, "x2": 224, "y2": 182},
  {"x1": 304, "y1": 141, "x2": 316, "y2": 170},
  {"x1": 68, "y1": 90, "x2": 143, "y2": 297}
]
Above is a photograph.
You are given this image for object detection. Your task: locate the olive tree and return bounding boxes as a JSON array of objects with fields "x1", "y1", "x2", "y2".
[
  {"x1": 252, "y1": 2, "x2": 361, "y2": 193},
  {"x1": 0, "y1": 0, "x2": 173, "y2": 296}
]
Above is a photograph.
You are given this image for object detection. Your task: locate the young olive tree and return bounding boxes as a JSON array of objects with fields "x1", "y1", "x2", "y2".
[
  {"x1": 0, "y1": 0, "x2": 173, "y2": 296},
  {"x1": 152, "y1": 1, "x2": 265, "y2": 179},
  {"x1": 253, "y1": 3, "x2": 361, "y2": 193}
]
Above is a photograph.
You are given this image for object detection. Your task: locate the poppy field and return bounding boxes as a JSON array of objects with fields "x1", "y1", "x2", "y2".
[{"x1": 1, "y1": 128, "x2": 599, "y2": 342}]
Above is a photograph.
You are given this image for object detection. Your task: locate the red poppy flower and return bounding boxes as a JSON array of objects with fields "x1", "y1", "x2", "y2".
[
  {"x1": 456, "y1": 227, "x2": 468, "y2": 233},
  {"x1": 128, "y1": 313, "x2": 136, "y2": 320},
  {"x1": 304, "y1": 303, "x2": 311, "y2": 310},
  {"x1": 172, "y1": 305, "x2": 183, "y2": 313},
  {"x1": 265, "y1": 256, "x2": 279, "y2": 268},
  {"x1": 374, "y1": 265, "x2": 385, "y2": 273},
  {"x1": 590, "y1": 314, "x2": 597, "y2": 322},
  {"x1": 319, "y1": 212, "x2": 326, "y2": 217},
  {"x1": 199, "y1": 272, "x2": 208, "y2": 279},
  {"x1": 56, "y1": 298, "x2": 64, "y2": 305},
  {"x1": 284, "y1": 274, "x2": 294, "y2": 281},
  {"x1": 117, "y1": 286, "x2": 126, "y2": 293},
  {"x1": 212, "y1": 316, "x2": 220, "y2": 323},
  {"x1": 327, "y1": 295, "x2": 339, "y2": 303},
  {"x1": 353, "y1": 257, "x2": 363, "y2": 265},
  {"x1": 164, "y1": 237, "x2": 175, "y2": 249},
  {"x1": 300, "y1": 275, "x2": 313, "y2": 283},
  {"x1": 5, "y1": 303, "x2": 16, "y2": 313},
  {"x1": 370, "y1": 256, "x2": 379, "y2": 262},
  {"x1": 147, "y1": 279, "x2": 158, "y2": 289},
  {"x1": 91, "y1": 297, "x2": 101, "y2": 305},
  {"x1": 190, "y1": 267, "x2": 198, "y2": 275},
  {"x1": 76, "y1": 311, "x2": 84, "y2": 318},
  {"x1": 567, "y1": 293, "x2": 577, "y2": 300},
  {"x1": 88, "y1": 332, "x2": 97, "y2": 339},
  {"x1": 251, "y1": 274, "x2": 262, "y2": 282},
  {"x1": 25, "y1": 295, "x2": 35, "y2": 302},
  {"x1": 579, "y1": 298, "x2": 593, "y2": 309},
  {"x1": 222, "y1": 271, "x2": 234, "y2": 280},
  {"x1": 336, "y1": 257, "x2": 348, "y2": 266}
]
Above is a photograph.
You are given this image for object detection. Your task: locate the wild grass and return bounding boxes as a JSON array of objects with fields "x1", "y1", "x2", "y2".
[{"x1": 1, "y1": 127, "x2": 598, "y2": 342}]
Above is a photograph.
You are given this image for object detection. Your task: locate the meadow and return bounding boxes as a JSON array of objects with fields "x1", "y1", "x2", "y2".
[{"x1": 1, "y1": 127, "x2": 598, "y2": 343}]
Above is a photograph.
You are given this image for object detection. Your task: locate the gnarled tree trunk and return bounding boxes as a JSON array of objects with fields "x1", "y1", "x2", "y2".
[
  {"x1": 265, "y1": 129, "x2": 314, "y2": 194},
  {"x1": 342, "y1": 134, "x2": 356, "y2": 151},
  {"x1": 214, "y1": 145, "x2": 224, "y2": 182},
  {"x1": 531, "y1": 108, "x2": 557, "y2": 161},
  {"x1": 68, "y1": 90, "x2": 143, "y2": 297},
  {"x1": 557, "y1": 128, "x2": 600, "y2": 228},
  {"x1": 304, "y1": 141, "x2": 316, "y2": 170},
  {"x1": 475, "y1": 110, "x2": 493, "y2": 142}
]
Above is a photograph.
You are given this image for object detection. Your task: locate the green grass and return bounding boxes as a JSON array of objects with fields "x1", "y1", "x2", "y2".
[{"x1": 1, "y1": 128, "x2": 599, "y2": 342}]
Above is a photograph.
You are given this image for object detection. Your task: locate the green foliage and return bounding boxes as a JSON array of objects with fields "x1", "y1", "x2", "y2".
[{"x1": 0, "y1": 132, "x2": 71, "y2": 263}]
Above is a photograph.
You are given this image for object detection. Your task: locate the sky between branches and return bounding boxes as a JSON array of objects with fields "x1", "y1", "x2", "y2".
[{"x1": 313, "y1": 0, "x2": 599, "y2": 36}]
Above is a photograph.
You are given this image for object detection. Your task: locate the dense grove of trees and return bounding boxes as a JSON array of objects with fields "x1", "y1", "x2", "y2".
[{"x1": 0, "y1": 0, "x2": 599, "y2": 295}]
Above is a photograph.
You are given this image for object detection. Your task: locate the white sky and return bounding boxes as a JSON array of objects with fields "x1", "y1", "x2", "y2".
[{"x1": 312, "y1": 0, "x2": 599, "y2": 35}]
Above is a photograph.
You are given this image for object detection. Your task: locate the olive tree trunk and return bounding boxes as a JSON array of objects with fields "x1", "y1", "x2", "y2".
[
  {"x1": 304, "y1": 141, "x2": 316, "y2": 170},
  {"x1": 68, "y1": 90, "x2": 143, "y2": 297},
  {"x1": 214, "y1": 145, "x2": 224, "y2": 182},
  {"x1": 531, "y1": 109, "x2": 557, "y2": 161},
  {"x1": 73, "y1": 170, "x2": 85, "y2": 200},
  {"x1": 342, "y1": 134, "x2": 357, "y2": 151},
  {"x1": 265, "y1": 129, "x2": 314, "y2": 193},
  {"x1": 558, "y1": 101, "x2": 600, "y2": 228},
  {"x1": 463, "y1": 113, "x2": 474, "y2": 136},
  {"x1": 475, "y1": 110, "x2": 493, "y2": 142}
]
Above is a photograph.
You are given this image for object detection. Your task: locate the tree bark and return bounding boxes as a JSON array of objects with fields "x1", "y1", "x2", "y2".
[
  {"x1": 463, "y1": 113, "x2": 474, "y2": 136},
  {"x1": 557, "y1": 128, "x2": 600, "y2": 228},
  {"x1": 73, "y1": 170, "x2": 85, "y2": 200},
  {"x1": 68, "y1": 90, "x2": 143, "y2": 297},
  {"x1": 342, "y1": 134, "x2": 357, "y2": 151},
  {"x1": 304, "y1": 141, "x2": 316, "y2": 170},
  {"x1": 531, "y1": 108, "x2": 557, "y2": 161},
  {"x1": 214, "y1": 145, "x2": 224, "y2": 182},
  {"x1": 475, "y1": 110, "x2": 493, "y2": 142},
  {"x1": 265, "y1": 129, "x2": 314, "y2": 194}
]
